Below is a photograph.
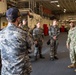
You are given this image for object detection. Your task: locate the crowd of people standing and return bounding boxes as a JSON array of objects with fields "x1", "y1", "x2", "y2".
[{"x1": 0, "y1": 7, "x2": 76, "y2": 75}]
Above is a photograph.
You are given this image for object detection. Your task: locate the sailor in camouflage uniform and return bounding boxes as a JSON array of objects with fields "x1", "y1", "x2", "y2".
[
  {"x1": 21, "y1": 19, "x2": 30, "y2": 32},
  {"x1": 0, "y1": 7, "x2": 32, "y2": 75},
  {"x1": 66, "y1": 21, "x2": 76, "y2": 69},
  {"x1": 19, "y1": 19, "x2": 33, "y2": 56},
  {"x1": 72, "y1": 27, "x2": 76, "y2": 72},
  {"x1": 33, "y1": 22, "x2": 45, "y2": 61},
  {"x1": 49, "y1": 19, "x2": 60, "y2": 60}
]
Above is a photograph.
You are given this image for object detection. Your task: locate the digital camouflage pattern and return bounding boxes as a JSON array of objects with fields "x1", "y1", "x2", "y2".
[
  {"x1": 49, "y1": 25, "x2": 60, "y2": 58},
  {"x1": 0, "y1": 23, "x2": 32, "y2": 75},
  {"x1": 49, "y1": 26, "x2": 60, "y2": 39},
  {"x1": 33, "y1": 28, "x2": 44, "y2": 41},
  {"x1": 67, "y1": 27, "x2": 76, "y2": 64},
  {"x1": 21, "y1": 25, "x2": 29, "y2": 32},
  {"x1": 20, "y1": 24, "x2": 33, "y2": 53},
  {"x1": 33, "y1": 28, "x2": 44, "y2": 57}
]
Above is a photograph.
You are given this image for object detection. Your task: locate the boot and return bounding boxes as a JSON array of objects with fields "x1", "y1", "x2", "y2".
[
  {"x1": 74, "y1": 69, "x2": 76, "y2": 72},
  {"x1": 68, "y1": 63, "x2": 76, "y2": 68},
  {"x1": 54, "y1": 56, "x2": 58, "y2": 60},
  {"x1": 50, "y1": 57, "x2": 55, "y2": 61},
  {"x1": 39, "y1": 54, "x2": 45, "y2": 59},
  {"x1": 34, "y1": 56, "x2": 37, "y2": 61}
]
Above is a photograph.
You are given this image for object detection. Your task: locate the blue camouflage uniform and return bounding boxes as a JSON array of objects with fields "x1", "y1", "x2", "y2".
[{"x1": 0, "y1": 23, "x2": 32, "y2": 75}]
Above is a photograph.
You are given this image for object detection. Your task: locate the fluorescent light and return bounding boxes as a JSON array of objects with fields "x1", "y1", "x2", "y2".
[
  {"x1": 64, "y1": 9, "x2": 66, "y2": 13},
  {"x1": 64, "y1": 9, "x2": 66, "y2": 11},
  {"x1": 50, "y1": 1, "x2": 58, "y2": 3},
  {"x1": 57, "y1": 4, "x2": 60, "y2": 7}
]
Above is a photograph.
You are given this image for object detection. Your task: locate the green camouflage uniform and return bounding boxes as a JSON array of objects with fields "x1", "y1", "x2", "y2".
[
  {"x1": 33, "y1": 28, "x2": 44, "y2": 59},
  {"x1": 66, "y1": 27, "x2": 76, "y2": 64},
  {"x1": 21, "y1": 25, "x2": 29, "y2": 32},
  {"x1": 21, "y1": 25, "x2": 33, "y2": 52},
  {"x1": 49, "y1": 25, "x2": 60, "y2": 59}
]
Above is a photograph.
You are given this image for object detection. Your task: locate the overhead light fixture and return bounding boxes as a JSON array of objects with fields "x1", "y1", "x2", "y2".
[
  {"x1": 64, "y1": 9, "x2": 66, "y2": 11},
  {"x1": 50, "y1": 0, "x2": 58, "y2": 3},
  {"x1": 64, "y1": 9, "x2": 66, "y2": 13},
  {"x1": 57, "y1": 4, "x2": 60, "y2": 7}
]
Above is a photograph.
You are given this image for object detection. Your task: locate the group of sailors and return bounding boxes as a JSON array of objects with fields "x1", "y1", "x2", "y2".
[
  {"x1": 19, "y1": 19, "x2": 60, "y2": 61},
  {"x1": 20, "y1": 18, "x2": 76, "y2": 72},
  {"x1": 1, "y1": 7, "x2": 76, "y2": 75}
]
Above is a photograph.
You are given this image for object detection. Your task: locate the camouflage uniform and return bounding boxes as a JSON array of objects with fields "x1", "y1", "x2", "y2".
[
  {"x1": 66, "y1": 27, "x2": 76, "y2": 64},
  {"x1": 0, "y1": 23, "x2": 32, "y2": 75},
  {"x1": 21, "y1": 25, "x2": 29, "y2": 32},
  {"x1": 49, "y1": 25, "x2": 60, "y2": 59},
  {"x1": 73, "y1": 28, "x2": 76, "y2": 71},
  {"x1": 20, "y1": 25, "x2": 33, "y2": 53},
  {"x1": 33, "y1": 28, "x2": 44, "y2": 60}
]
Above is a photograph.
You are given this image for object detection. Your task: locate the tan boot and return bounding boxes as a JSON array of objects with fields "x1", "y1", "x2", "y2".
[
  {"x1": 74, "y1": 69, "x2": 76, "y2": 72},
  {"x1": 68, "y1": 63, "x2": 76, "y2": 68}
]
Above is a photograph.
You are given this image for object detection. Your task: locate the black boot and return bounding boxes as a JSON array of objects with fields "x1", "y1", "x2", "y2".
[
  {"x1": 39, "y1": 54, "x2": 45, "y2": 59},
  {"x1": 50, "y1": 57, "x2": 54, "y2": 61},
  {"x1": 50, "y1": 56, "x2": 54, "y2": 61},
  {"x1": 34, "y1": 56, "x2": 37, "y2": 61},
  {"x1": 54, "y1": 56, "x2": 58, "y2": 60}
]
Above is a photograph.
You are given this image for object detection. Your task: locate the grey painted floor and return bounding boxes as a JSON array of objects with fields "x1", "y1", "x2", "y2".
[{"x1": 30, "y1": 32, "x2": 76, "y2": 75}]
